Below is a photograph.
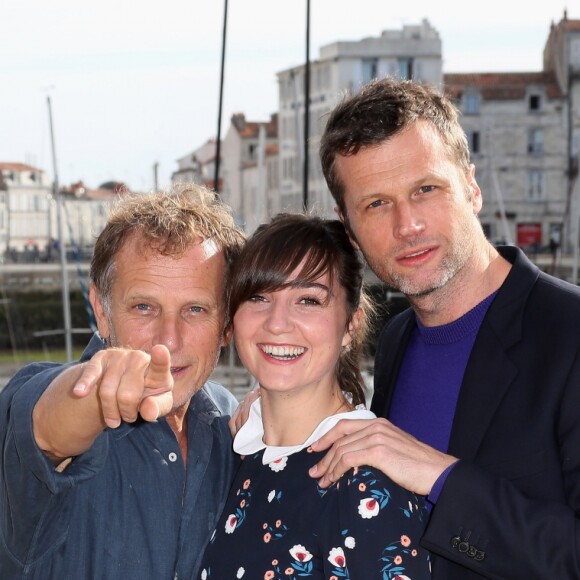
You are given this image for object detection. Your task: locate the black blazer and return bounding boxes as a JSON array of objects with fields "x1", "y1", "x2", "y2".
[{"x1": 371, "y1": 246, "x2": 580, "y2": 579}]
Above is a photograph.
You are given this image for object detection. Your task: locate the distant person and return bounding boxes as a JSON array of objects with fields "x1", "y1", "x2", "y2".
[
  {"x1": 0, "y1": 184, "x2": 245, "y2": 579},
  {"x1": 549, "y1": 234, "x2": 560, "y2": 274},
  {"x1": 201, "y1": 214, "x2": 431, "y2": 579},
  {"x1": 302, "y1": 76, "x2": 580, "y2": 578}
]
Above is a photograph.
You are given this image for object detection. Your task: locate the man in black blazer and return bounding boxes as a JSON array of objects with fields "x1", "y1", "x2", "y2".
[{"x1": 309, "y1": 77, "x2": 580, "y2": 578}]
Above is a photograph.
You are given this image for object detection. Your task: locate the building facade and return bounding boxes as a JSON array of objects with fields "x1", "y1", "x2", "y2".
[
  {"x1": 0, "y1": 163, "x2": 52, "y2": 257},
  {"x1": 171, "y1": 139, "x2": 220, "y2": 190},
  {"x1": 445, "y1": 71, "x2": 568, "y2": 250},
  {"x1": 274, "y1": 12, "x2": 580, "y2": 264},
  {"x1": 276, "y1": 19, "x2": 443, "y2": 216},
  {"x1": 171, "y1": 13, "x2": 580, "y2": 280},
  {"x1": 220, "y1": 113, "x2": 278, "y2": 229},
  {"x1": 0, "y1": 163, "x2": 116, "y2": 263},
  {"x1": 444, "y1": 13, "x2": 580, "y2": 254}
]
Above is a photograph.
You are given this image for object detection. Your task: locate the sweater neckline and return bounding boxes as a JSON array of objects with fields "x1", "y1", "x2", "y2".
[{"x1": 415, "y1": 291, "x2": 497, "y2": 345}]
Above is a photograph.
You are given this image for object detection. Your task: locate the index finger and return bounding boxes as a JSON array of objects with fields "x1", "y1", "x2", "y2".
[
  {"x1": 309, "y1": 418, "x2": 369, "y2": 452},
  {"x1": 144, "y1": 344, "x2": 173, "y2": 395},
  {"x1": 308, "y1": 419, "x2": 380, "y2": 484}
]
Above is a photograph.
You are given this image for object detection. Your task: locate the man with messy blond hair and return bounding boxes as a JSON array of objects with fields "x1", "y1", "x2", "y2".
[{"x1": 0, "y1": 183, "x2": 245, "y2": 579}]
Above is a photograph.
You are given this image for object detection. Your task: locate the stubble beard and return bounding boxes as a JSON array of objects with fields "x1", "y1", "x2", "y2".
[{"x1": 365, "y1": 224, "x2": 476, "y2": 299}]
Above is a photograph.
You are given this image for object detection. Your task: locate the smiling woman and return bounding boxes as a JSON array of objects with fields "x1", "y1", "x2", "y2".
[{"x1": 199, "y1": 213, "x2": 431, "y2": 579}]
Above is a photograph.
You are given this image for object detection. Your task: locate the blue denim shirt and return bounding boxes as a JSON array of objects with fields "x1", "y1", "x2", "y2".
[{"x1": 0, "y1": 334, "x2": 239, "y2": 579}]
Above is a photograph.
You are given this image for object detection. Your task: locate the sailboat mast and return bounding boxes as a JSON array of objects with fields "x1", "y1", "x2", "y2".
[{"x1": 47, "y1": 95, "x2": 73, "y2": 362}]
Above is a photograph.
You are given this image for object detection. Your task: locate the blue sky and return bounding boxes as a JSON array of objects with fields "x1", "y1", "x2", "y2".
[{"x1": 1, "y1": 0, "x2": 573, "y2": 191}]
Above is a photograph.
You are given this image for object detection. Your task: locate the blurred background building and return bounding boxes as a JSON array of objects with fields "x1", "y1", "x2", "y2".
[
  {"x1": 174, "y1": 12, "x2": 580, "y2": 282},
  {"x1": 3, "y1": 11, "x2": 580, "y2": 280}
]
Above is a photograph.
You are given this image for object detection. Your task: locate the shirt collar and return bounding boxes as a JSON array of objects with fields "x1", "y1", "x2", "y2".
[{"x1": 233, "y1": 398, "x2": 375, "y2": 464}]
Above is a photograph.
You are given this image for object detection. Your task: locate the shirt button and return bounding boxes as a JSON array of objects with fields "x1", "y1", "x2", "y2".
[{"x1": 168, "y1": 452, "x2": 178, "y2": 462}]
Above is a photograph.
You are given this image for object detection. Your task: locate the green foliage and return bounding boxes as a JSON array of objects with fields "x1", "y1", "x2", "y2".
[{"x1": 0, "y1": 290, "x2": 94, "y2": 352}]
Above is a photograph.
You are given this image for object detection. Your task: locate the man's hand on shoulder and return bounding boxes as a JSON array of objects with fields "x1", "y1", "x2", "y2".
[{"x1": 308, "y1": 417, "x2": 457, "y2": 495}]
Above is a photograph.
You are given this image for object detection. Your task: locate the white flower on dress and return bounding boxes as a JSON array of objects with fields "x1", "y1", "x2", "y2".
[
  {"x1": 236, "y1": 567, "x2": 245, "y2": 578},
  {"x1": 344, "y1": 536, "x2": 356, "y2": 549},
  {"x1": 269, "y1": 457, "x2": 288, "y2": 472},
  {"x1": 268, "y1": 490, "x2": 276, "y2": 502},
  {"x1": 289, "y1": 544, "x2": 313, "y2": 563},
  {"x1": 225, "y1": 514, "x2": 238, "y2": 533},
  {"x1": 201, "y1": 569, "x2": 207, "y2": 580},
  {"x1": 357, "y1": 497, "x2": 379, "y2": 519},
  {"x1": 328, "y1": 547, "x2": 347, "y2": 568}
]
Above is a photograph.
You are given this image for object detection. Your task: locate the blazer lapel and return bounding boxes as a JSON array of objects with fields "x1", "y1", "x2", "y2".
[
  {"x1": 448, "y1": 246, "x2": 540, "y2": 460},
  {"x1": 447, "y1": 324, "x2": 518, "y2": 459},
  {"x1": 371, "y1": 309, "x2": 415, "y2": 417}
]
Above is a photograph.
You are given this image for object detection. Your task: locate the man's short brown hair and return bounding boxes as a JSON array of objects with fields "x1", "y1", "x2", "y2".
[{"x1": 320, "y1": 76, "x2": 471, "y2": 218}]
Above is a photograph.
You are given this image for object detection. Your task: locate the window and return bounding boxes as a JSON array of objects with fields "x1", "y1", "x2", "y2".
[
  {"x1": 528, "y1": 129, "x2": 544, "y2": 154},
  {"x1": 464, "y1": 93, "x2": 480, "y2": 115},
  {"x1": 397, "y1": 58, "x2": 413, "y2": 80},
  {"x1": 527, "y1": 169, "x2": 544, "y2": 201},
  {"x1": 467, "y1": 131, "x2": 480, "y2": 154},
  {"x1": 529, "y1": 94, "x2": 542, "y2": 112},
  {"x1": 32, "y1": 195, "x2": 41, "y2": 212},
  {"x1": 362, "y1": 58, "x2": 378, "y2": 85}
]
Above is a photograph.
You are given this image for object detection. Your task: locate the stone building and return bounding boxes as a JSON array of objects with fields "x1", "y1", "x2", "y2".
[
  {"x1": 171, "y1": 139, "x2": 221, "y2": 191},
  {"x1": 276, "y1": 19, "x2": 443, "y2": 216},
  {"x1": 173, "y1": 12, "x2": 580, "y2": 280},
  {"x1": 445, "y1": 12, "x2": 580, "y2": 254},
  {"x1": 445, "y1": 71, "x2": 568, "y2": 250},
  {"x1": 215, "y1": 113, "x2": 278, "y2": 230},
  {"x1": 0, "y1": 163, "x2": 52, "y2": 256},
  {"x1": 0, "y1": 162, "x2": 117, "y2": 262}
]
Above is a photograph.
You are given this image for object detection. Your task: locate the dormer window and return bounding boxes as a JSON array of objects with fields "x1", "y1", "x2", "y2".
[{"x1": 529, "y1": 94, "x2": 542, "y2": 112}]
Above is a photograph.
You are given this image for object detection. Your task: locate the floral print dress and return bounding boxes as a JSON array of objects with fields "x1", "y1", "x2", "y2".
[{"x1": 199, "y1": 443, "x2": 430, "y2": 579}]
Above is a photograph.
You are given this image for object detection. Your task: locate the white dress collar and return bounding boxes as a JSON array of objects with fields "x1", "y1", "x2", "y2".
[{"x1": 233, "y1": 397, "x2": 376, "y2": 465}]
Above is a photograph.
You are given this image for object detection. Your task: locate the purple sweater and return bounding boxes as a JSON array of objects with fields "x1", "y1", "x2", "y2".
[{"x1": 388, "y1": 293, "x2": 496, "y2": 502}]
